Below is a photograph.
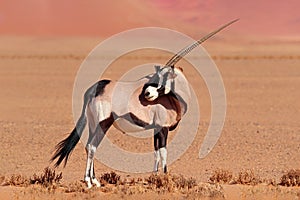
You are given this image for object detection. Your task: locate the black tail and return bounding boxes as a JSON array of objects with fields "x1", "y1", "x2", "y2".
[{"x1": 50, "y1": 80, "x2": 111, "y2": 167}]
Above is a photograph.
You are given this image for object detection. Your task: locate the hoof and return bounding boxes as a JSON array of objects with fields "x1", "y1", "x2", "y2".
[
  {"x1": 84, "y1": 177, "x2": 93, "y2": 189},
  {"x1": 91, "y1": 178, "x2": 101, "y2": 187},
  {"x1": 86, "y1": 181, "x2": 92, "y2": 189}
]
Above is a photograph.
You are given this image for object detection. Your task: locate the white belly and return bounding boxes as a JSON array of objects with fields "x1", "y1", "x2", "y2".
[{"x1": 113, "y1": 118, "x2": 146, "y2": 133}]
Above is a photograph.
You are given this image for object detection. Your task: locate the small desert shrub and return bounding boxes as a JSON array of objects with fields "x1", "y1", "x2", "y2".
[
  {"x1": 209, "y1": 169, "x2": 233, "y2": 184},
  {"x1": 1, "y1": 167, "x2": 62, "y2": 189},
  {"x1": 146, "y1": 173, "x2": 197, "y2": 193},
  {"x1": 235, "y1": 169, "x2": 261, "y2": 185},
  {"x1": 2, "y1": 174, "x2": 29, "y2": 186},
  {"x1": 279, "y1": 169, "x2": 300, "y2": 187},
  {"x1": 99, "y1": 171, "x2": 120, "y2": 185},
  {"x1": 172, "y1": 174, "x2": 197, "y2": 190},
  {"x1": 30, "y1": 167, "x2": 62, "y2": 188},
  {"x1": 146, "y1": 173, "x2": 173, "y2": 192},
  {"x1": 209, "y1": 169, "x2": 264, "y2": 186}
]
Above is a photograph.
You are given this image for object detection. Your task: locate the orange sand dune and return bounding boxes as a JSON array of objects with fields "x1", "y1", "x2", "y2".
[{"x1": 0, "y1": 0, "x2": 299, "y2": 39}]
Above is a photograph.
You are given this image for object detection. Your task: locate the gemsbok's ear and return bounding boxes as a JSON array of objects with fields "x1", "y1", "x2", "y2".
[
  {"x1": 170, "y1": 70, "x2": 177, "y2": 79},
  {"x1": 177, "y1": 67, "x2": 183, "y2": 72},
  {"x1": 170, "y1": 65, "x2": 177, "y2": 78}
]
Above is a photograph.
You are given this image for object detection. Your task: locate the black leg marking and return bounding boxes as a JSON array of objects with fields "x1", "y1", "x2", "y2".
[
  {"x1": 159, "y1": 127, "x2": 168, "y2": 149},
  {"x1": 154, "y1": 133, "x2": 159, "y2": 151},
  {"x1": 154, "y1": 127, "x2": 168, "y2": 150},
  {"x1": 164, "y1": 166, "x2": 167, "y2": 173},
  {"x1": 92, "y1": 164, "x2": 95, "y2": 179}
]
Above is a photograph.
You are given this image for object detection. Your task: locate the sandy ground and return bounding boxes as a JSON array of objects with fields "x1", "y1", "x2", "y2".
[{"x1": 0, "y1": 36, "x2": 299, "y2": 199}]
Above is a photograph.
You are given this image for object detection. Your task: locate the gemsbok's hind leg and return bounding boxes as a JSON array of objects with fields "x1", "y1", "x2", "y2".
[
  {"x1": 153, "y1": 127, "x2": 168, "y2": 173},
  {"x1": 85, "y1": 113, "x2": 114, "y2": 188},
  {"x1": 85, "y1": 143, "x2": 98, "y2": 189}
]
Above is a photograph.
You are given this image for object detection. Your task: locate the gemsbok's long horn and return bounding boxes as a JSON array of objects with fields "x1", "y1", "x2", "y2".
[{"x1": 165, "y1": 19, "x2": 239, "y2": 68}]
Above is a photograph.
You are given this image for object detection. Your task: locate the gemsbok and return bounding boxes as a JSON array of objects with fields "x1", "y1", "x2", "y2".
[{"x1": 51, "y1": 19, "x2": 238, "y2": 188}]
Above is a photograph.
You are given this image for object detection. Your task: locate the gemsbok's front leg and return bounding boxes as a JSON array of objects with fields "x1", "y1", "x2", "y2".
[
  {"x1": 90, "y1": 159, "x2": 101, "y2": 187},
  {"x1": 153, "y1": 127, "x2": 168, "y2": 173}
]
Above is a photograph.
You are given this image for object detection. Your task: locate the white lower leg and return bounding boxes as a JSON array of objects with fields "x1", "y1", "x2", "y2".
[
  {"x1": 153, "y1": 150, "x2": 160, "y2": 172},
  {"x1": 159, "y1": 147, "x2": 167, "y2": 173},
  {"x1": 84, "y1": 144, "x2": 96, "y2": 189},
  {"x1": 84, "y1": 176, "x2": 92, "y2": 189},
  {"x1": 90, "y1": 161, "x2": 101, "y2": 187},
  {"x1": 84, "y1": 159, "x2": 92, "y2": 188}
]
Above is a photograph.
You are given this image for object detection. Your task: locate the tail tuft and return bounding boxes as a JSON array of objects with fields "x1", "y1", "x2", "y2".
[{"x1": 51, "y1": 127, "x2": 81, "y2": 167}]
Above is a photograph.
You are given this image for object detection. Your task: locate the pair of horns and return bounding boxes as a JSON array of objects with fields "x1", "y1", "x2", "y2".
[{"x1": 165, "y1": 19, "x2": 239, "y2": 68}]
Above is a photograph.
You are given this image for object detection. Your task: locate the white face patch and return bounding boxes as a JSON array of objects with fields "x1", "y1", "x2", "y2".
[{"x1": 144, "y1": 86, "x2": 159, "y2": 101}]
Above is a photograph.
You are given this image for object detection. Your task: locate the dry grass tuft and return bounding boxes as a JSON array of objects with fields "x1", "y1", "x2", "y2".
[
  {"x1": 279, "y1": 169, "x2": 300, "y2": 187},
  {"x1": 111, "y1": 173, "x2": 199, "y2": 195},
  {"x1": 146, "y1": 173, "x2": 175, "y2": 192},
  {"x1": 209, "y1": 168, "x2": 300, "y2": 187},
  {"x1": 209, "y1": 169, "x2": 263, "y2": 186},
  {"x1": 146, "y1": 173, "x2": 197, "y2": 193},
  {"x1": 2, "y1": 174, "x2": 29, "y2": 186},
  {"x1": 99, "y1": 171, "x2": 120, "y2": 185},
  {"x1": 235, "y1": 169, "x2": 261, "y2": 185},
  {"x1": 2, "y1": 167, "x2": 62, "y2": 190},
  {"x1": 30, "y1": 167, "x2": 62, "y2": 188},
  {"x1": 173, "y1": 174, "x2": 197, "y2": 190},
  {"x1": 209, "y1": 169, "x2": 233, "y2": 184}
]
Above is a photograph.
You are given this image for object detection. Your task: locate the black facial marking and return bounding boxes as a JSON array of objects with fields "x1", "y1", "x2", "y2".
[
  {"x1": 141, "y1": 67, "x2": 177, "y2": 100},
  {"x1": 161, "y1": 72, "x2": 169, "y2": 86},
  {"x1": 157, "y1": 85, "x2": 165, "y2": 96},
  {"x1": 142, "y1": 83, "x2": 157, "y2": 96}
]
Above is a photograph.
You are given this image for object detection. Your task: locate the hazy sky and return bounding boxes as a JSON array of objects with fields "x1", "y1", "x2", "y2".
[{"x1": 0, "y1": 0, "x2": 299, "y2": 38}]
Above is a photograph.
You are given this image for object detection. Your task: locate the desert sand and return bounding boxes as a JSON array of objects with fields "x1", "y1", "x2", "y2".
[{"x1": 0, "y1": 36, "x2": 299, "y2": 199}]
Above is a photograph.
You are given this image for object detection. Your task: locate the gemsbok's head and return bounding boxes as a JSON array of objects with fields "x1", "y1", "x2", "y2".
[{"x1": 144, "y1": 19, "x2": 239, "y2": 101}]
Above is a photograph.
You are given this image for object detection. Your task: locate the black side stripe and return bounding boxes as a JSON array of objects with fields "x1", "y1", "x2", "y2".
[{"x1": 121, "y1": 112, "x2": 150, "y2": 127}]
